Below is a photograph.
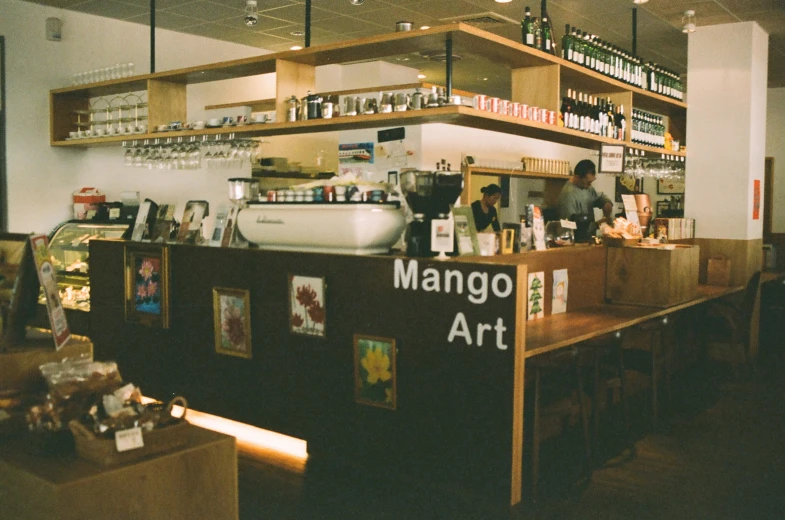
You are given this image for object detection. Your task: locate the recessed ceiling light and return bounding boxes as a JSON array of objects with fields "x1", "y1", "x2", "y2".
[
  {"x1": 632, "y1": 0, "x2": 649, "y2": 4},
  {"x1": 396, "y1": 57, "x2": 410, "y2": 61},
  {"x1": 290, "y1": 45, "x2": 303, "y2": 50},
  {"x1": 483, "y1": 77, "x2": 488, "y2": 81},
  {"x1": 495, "y1": 0, "x2": 513, "y2": 3},
  {"x1": 290, "y1": 30, "x2": 304, "y2": 36},
  {"x1": 417, "y1": 74, "x2": 426, "y2": 79},
  {"x1": 420, "y1": 25, "x2": 430, "y2": 30}
]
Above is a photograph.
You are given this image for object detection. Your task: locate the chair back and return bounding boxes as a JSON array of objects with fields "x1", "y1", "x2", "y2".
[{"x1": 739, "y1": 271, "x2": 762, "y2": 337}]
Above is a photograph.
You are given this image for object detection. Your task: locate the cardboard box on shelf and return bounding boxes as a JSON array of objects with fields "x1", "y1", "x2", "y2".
[{"x1": 72, "y1": 187, "x2": 105, "y2": 220}]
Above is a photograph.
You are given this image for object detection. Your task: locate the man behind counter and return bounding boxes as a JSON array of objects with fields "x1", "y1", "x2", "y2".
[{"x1": 557, "y1": 159, "x2": 613, "y2": 238}]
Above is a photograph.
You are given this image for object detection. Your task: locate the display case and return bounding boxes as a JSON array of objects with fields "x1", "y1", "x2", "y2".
[{"x1": 38, "y1": 220, "x2": 130, "y2": 315}]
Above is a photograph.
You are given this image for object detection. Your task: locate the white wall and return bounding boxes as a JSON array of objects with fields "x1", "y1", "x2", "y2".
[
  {"x1": 766, "y1": 88, "x2": 785, "y2": 233},
  {"x1": 684, "y1": 22, "x2": 768, "y2": 240}
]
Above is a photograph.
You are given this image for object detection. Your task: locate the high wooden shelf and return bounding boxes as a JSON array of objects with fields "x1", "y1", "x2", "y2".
[
  {"x1": 49, "y1": 22, "x2": 688, "y2": 155},
  {"x1": 461, "y1": 165, "x2": 571, "y2": 207}
]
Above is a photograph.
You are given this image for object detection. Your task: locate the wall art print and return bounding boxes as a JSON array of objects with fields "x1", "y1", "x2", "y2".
[
  {"x1": 354, "y1": 334, "x2": 397, "y2": 410},
  {"x1": 288, "y1": 274, "x2": 326, "y2": 337},
  {"x1": 124, "y1": 244, "x2": 169, "y2": 328},
  {"x1": 213, "y1": 287, "x2": 252, "y2": 359}
]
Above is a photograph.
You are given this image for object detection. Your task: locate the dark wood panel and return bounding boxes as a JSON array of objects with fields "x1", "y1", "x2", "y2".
[{"x1": 89, "y1": 240, "x2": 523, "y2": 506}]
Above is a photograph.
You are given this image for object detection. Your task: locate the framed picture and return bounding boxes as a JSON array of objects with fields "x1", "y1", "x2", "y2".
[
  {"x1": 656, "y1": 200, "x2": 670, "y2": 217},
  {"x1": 598, "y1": 143, "x2": 626, "y2": 174},
  {"x1": 353, "y1": 334, "x2": 397, "y2": 410},
  {"x1": 387, "y1": 170, "x2": 399, "y2": 186},
  {"x1": 657, "y1": 177, "x2": 685, "y2": 194},
  {"x1": 615, "y1": 174, "x2": 644, "y2": 202},
  {"x1": 124, "y1": 244, "x2": 170, "y2": 328},
  {"x1": 289, "y1": 274, "x2": 326, "y2": 337},
  {"x1": 212, "y1": 287, "x2": 252, "y2": 359},
  {"x1": 452, "y1": 206, "x2": 480, "y2": 256}
]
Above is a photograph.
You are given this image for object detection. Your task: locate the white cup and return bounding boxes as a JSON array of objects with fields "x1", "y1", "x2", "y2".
[
  {"x1": 136, "y1": 124, "x2": 147, "y2": 134},
  {"x1": 68, "y1": 131, "x2": 77, "y2": 139},
  {"x1": 208, "y1": 118, "x2": 220, "y2": 127},
  {"x1": 94, "y1": 128, "x2": 105, "y2": 137},
  {"x1": 193, "y1": 121, "x2": 205, "y2": 130},
  {"x1": 253, "y1": 113, "x2": 266, "y2": 123}
]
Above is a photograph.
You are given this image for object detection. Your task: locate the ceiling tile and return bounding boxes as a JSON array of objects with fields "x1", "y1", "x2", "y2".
[
  {"x1": 164, "y1": 0, "x2": 243, "y2": 22},
  {"x1": 715, "y1": 0, "x2": 785, "y2": 16},
  {"x1": 262, "y1": 24, "x2": 336, "y2": 39},
  {"x1": 213, "y1": 14, "x2": 293, "y2": 30},
  {"x1": 310, "y1": 14, "x2": 382, "y2": 33},
  {"x1": 183, "y1": 21, "x2": 252, "y2": 38},
  {"x1": 126, "y1": 11, "x2": 205, "y2": 29},
  {"x1": 117, "y1": 0, "x2": 195, "y2": 8},
  {"x1": 69, "y1": 0, "x2": 148, "y2": 19}
]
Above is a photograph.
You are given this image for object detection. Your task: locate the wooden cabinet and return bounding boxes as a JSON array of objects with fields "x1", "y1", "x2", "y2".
[{"x1": 49, "y1": 23, "x2": 686, "y2": 156}]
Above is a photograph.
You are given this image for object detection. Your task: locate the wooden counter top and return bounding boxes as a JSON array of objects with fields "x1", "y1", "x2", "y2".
[{"x1": 525, "y1": 284, "x2": 743, "y2": 358}]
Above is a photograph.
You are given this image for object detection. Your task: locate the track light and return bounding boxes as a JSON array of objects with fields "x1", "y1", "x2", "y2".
[
  {"x1": 682, "y1": 10, "x2": 696, "y2": 33},
  {"x1": 244, "y1": 0, "x2": 258, "y2": 26},
  {"x1": 350, "y1": 0, "x2": 365, "y2": 5}
]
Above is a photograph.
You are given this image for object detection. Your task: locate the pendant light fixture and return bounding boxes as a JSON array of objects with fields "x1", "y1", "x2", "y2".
[{"x1": 682, "y1": 10, "x2": 696, "y2": 33}]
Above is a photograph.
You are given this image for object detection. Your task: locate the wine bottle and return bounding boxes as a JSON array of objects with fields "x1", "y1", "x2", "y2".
[
  {"x1": 562, "y1": 24, "x2": 573, "y2": 61},
  {"x1": 616, "y1": 105, "x2": 626, "y2": 141},
  {"x1": 560, "y1": 88, "x2": 573, "y2": 127},
  {"x1": 542, "y1": 16, "x2": 553, "y2": 54},
  {"x1": 533, "y1": 17, "x2": 543, "y2": 51},
  {"x1": 522, "y1": 6, "x2": 534, "y2": 47}
]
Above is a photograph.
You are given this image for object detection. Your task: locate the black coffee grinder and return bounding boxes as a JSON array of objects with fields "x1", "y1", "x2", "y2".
[{"x1": 399, "y1": 169, "x2": 464, "y2": 257}]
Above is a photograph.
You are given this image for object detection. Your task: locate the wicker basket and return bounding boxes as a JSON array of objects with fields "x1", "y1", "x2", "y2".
[{"x1": 68, "y1": 397, "x2": 189, "y2": 466}]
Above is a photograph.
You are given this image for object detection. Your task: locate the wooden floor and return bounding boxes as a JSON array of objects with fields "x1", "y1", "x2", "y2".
[{"x1": 237, "y1": 337, "x2": 785, "y2": 520}]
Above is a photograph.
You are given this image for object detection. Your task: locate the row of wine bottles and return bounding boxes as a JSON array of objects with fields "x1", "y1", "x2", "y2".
[
  {"x1": 559, "y1": 89, "x2": 626, "y2": 141},
  {"x1": 519, "y1": 5, "x2": 686, "y2": 102},
  {"x1": 631, "y1": 109, "x2": 667, "y2": 148}
]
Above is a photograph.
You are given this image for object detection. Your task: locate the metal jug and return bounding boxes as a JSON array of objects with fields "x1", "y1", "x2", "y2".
[
  {"x1": 409, "y1": 88, "x2": 424, "y2": 110},
  {"x1": 426, "y1": 86, "x2": 440, "y2": 108},
  {"x1": 379, "y1": 92, "x2": 393, "y2": 113},
  {"x1": 363, "y1": 97, "x2": 378, "y2": 114},
  {"x1": 286, "y1": 95, "x2": 301, "y2": 122},
  {"x1": 344, "y1": 96, "x2": 358, "y2": 116},
  {"x1": 302, "y1": 91, "x2": 322, "y2": 120},
  {"x1": 393, "y1": 92, "x2": 410, "y2": 112}
]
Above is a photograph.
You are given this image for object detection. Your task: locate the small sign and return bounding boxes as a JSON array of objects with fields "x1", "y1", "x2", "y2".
[
  {"x1": 753, "y1": 179, "x2": 761, "y2": 220},
  {"x1": 431, "y1": 217, "x2": 455, "y2": 255},
  {"x1": 598, "y1": 143, "x2": 626, "y2": 174},
  {"x1": 30, "y1": 235, "x2": 71, "y2": 350},
  {"x1": 560, "y1": 219, "x2": 577, "y2": 230},
  {"x1": 621, "y1": 194, "x2": 640, "y2": 226},
  {"x1": 115, "y1": 427, "x2": 145, "y2": 452},
  {"x1": 338, "y1": 142, "x2": 374, "y2": 164}
]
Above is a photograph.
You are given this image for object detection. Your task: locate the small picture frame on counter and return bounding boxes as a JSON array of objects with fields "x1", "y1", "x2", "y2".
[
  {"x1": 212, "y1": 287, "x2": 252, "y2": 359},
  {"x1": 452, "y1": 206, "x2": 480, "y2": 256},
  {"x1": 124, "y1": 243, "x2": 170, "y2": 328},
  {"x1": 353, "y1": 334, "x2": 397, "y2": 410}
]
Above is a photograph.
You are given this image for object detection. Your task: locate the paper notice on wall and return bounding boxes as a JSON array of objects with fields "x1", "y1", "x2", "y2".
[
  {"x1": 552, "y1": 269, "x2": 568, "y2": 314},
  {"x1": 753, "y1": 179, "x2": 760, "y2": 220},
  {"x1": 621, "y1": 194, "x2": 640, "y2": 225},
  {"x1": 339, "y1": 142, "x2": 374, "y2": 164},
  {"x1": 528, "y1": 271, "x2": 545, "y2": 320}
]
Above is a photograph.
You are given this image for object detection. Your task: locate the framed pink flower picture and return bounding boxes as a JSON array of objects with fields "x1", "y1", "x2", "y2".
[
  {"x1": 124, "y1": 244, "x2": 170, "y2": 328},
  {"x1": 353, "y1": 334, "x2": 397, "y2": 410},
  {"x1": 288, "y1": 274, "x2": 326, "y2": 337},
  {"x1": 212, "y1": 287, "x2": 252, "y2": 359}
]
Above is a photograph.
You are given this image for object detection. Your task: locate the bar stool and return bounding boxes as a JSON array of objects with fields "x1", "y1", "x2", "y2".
[{"x1": 527, "y1": 347, "x2": 592, "y2": 500}]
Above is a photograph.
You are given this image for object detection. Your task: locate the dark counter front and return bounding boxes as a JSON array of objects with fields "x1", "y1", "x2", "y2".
[{"x1": 89, "y1": 240, "x2": 528, "y2": 508}]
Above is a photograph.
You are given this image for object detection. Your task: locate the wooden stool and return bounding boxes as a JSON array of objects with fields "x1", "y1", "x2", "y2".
[{"x1": 527, "y1": 347, "x2": 592, "y2": 500}]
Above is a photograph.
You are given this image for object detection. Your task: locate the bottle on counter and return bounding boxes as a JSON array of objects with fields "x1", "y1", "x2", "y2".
[{"x1": 521, "y1": 6, "x2": 534, "y2": 47}]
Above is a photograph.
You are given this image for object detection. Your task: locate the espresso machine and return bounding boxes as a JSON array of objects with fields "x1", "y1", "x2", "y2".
[{"x1": 399, "y1": 169, "x2": 464, "y2": 257}]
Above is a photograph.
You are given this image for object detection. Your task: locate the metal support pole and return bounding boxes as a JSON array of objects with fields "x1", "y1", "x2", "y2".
[
  {"x1": 150, "y1": 0, "x2": 156, "y2": 73},
  {"x1": 445, "y1": 37, "x2": 453, "y2": 99},
  {"x1": 632, "y1": 7, "x2": 638, "y2": 57},
  {"x1": 305, "y1": 0, "x2": 312, "y2": 48}
]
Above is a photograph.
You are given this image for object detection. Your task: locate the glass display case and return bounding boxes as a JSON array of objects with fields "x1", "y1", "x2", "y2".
[{"x1": 40, "y1": 220, "x2": 130, "y2": 312}]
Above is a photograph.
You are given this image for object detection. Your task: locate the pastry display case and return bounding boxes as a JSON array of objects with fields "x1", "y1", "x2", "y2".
[{"x1": 38, "y1": 220, "x2": 130, "y2": 314}]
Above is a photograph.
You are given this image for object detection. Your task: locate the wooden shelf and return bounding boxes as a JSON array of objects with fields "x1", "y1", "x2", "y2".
[
  {"x1": 629, "y1": 143, "x2": 687, "y2": 158},
  {"x1": 464, "y1": 166, "x2": 571, "y2": 181},
  {"x1": 50, "y1": 22, "x2": 688, "y2": 155}
]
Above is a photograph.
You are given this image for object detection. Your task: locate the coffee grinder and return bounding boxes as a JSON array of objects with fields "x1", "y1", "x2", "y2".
[{"x1": 399, "y1": 169, "x2": 464, "y2": 257}]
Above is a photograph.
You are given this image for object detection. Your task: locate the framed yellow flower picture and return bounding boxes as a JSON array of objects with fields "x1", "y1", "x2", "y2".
[
  {"x1": 288, "y1": 274, "x2": 326, "y2": 337},
  {"x1": 213, "y1": 287, "x2": 252, "y2": 359},
  {"x1": 353, "y1": 334, "x2": 397, "y2": 410},
  {"x1": 124, "y1": 243, "x2": 170, "y2": 328}
]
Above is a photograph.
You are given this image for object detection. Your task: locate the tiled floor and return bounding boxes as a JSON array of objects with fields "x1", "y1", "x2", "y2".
[{"x1": 237, "y1": 339, "x2": 785, "y2": 520}]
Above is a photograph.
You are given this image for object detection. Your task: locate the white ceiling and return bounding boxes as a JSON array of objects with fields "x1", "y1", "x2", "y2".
[{"x1": 19, "y1": 0, "x2": 785, "y2": 90}]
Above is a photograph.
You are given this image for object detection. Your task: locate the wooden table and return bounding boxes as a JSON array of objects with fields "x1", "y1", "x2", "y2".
[
  {"x1": 0, "y1": 424, "x2": 238, "y2": 520},
  {"x1": 525, "y1": 284, "x2": 744, "y2": 358}
]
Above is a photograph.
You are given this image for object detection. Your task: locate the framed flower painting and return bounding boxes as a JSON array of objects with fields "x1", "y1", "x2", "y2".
[
  {"x1": 212, "y1": 287, "x2": 252, "y2": 359},
  {"x1": 353, "y1": 334, "x2": 397, "y2": 410},
  {"x1": 124, "y1": 244, "x2": 170, "y2": 328},
  {"x1": 288, "y1": 274, "x2": 326, "y2": 337}
]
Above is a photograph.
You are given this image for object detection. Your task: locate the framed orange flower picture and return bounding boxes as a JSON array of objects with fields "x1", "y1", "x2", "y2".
[
  {"x1": 353, "y1": 334, "x2": 397, "y2": 410},
  {"x1": 288, "y1": 274, "x2": 326, "y2": 337},
  {"x1": 124, "y1": 244, "x2": 170, "y2": 328},
  {"x1": 213, "y1": 287, "x2": 252, "y2": 359}
]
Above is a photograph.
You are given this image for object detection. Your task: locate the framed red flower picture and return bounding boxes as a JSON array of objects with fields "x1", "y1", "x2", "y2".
[
  {"x1": 124, "y1": 243, "x2": 170, "y2": 328},
  {"x1": 288, "y1": 274, "x2": 326, "y2": 337},
  {"x1": 212, "y1": 287, "x2": 252, "y2": 359}
]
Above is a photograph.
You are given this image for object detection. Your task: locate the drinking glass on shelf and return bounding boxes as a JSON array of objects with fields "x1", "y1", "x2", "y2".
[{"x1": 124, "y1": 146, "x2": 134, "y2": 167}]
